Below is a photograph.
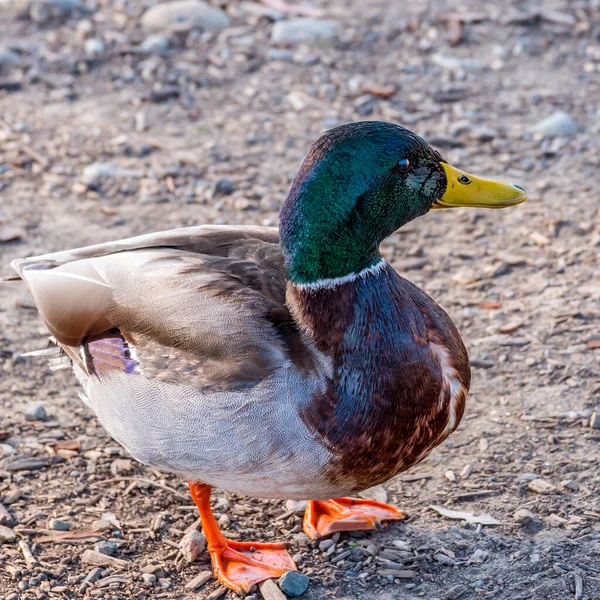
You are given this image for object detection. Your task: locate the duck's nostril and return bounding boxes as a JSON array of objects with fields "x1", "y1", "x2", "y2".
[{"x1": 513, "y1": 184, "x2": 526, "y2": 192}]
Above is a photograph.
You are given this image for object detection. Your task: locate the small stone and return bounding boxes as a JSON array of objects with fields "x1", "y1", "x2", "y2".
[
  {"x1": 141, "y1": 0, "x2": 229, "y2": 33},
  {"x1": 141, "y1": 563, "x2": 166, "y2": 576},
  {"x1": 92, "y1": 519, "x2": 112, "y2": 530},
  {"x1": 358, "y1": 484, "x2": 388, "y2": 503},
  {"x1": 25, "y1": 403, "x2": 46, "y2": 421},
  {"x1": 285, "y1": 500, "x2": 307, "y2": 514},
  {"x1": 94, "y1": 541, "x2": 118, "y2": 556},
  {"x1": 560, "y1": 479, "x2": 580, "y2": 492},
  {"x1": 444, "y1": 470, "x2": 457, "y2": 483},
  {"x1": 0, "y1": 46, "x2": 20, "y2": 66},
  {"x1": 271, "y1": 18, "x2": 341, "y2": 45},
  {"x1": 141, "y1": 35, "x2": 169, "y2": 54},
  {"x1": 110, "y1": 458, "x2": 133, "y2": 475},
  {"x1": 434, "y1": 553, "x2": 455, "y2": 565},
  {"x1": 82, "y1": 162, "x2": 117, "y2": 187},
  {"x1": 589, "y1": 412, "x2": 600, "y2": 429},
  {"x1": 293, "y1": 533, "x2": 311, "y2": 547},
  {"x1": 84, "y1": 38, "x2": 104, "y2": 56},
  {"x1": 466, "y1": 549, "x2": 488, "y2": 564},
  {"x1": 319, "y1": 539, "x2": 335, "y2": 552},
  {"x1": 531, "y1": 111, "x2": 578, "y2": 137},
  {"x1": 528, "y1": 479, "x2": 556, "y2": 494},
  {"x1": 179, "y1": 530, "x2": 206, "y2": 563},
  {"x1": 141, "y1": 573, "x2": 157, "y2": 585},
  {"x1": 514, "y1": 508, "x2": 535, "y2": 525},
  {"x1": 444, "y1": 584, "x2": 468, "y2": 600},
  {"x1": 214, "y1": 178, "x2": 235, "y2": 196},
  {"x1": 546, "y1": 513, "x2": 568, "y2": 527},
  {"x1": 0, "y1": 524, "x2": 17, "y2": 542},
  {"x1": 217, "y1": 513, "x2": 230, "y2": 528},
  {"x1": 278, "y1": 570, "x2": 310, "y2": 597},
  {"x1": 48, "y1": 519, "x2": 71, "y2": 531},
  {"x1": 432, "y1": 54, "x2": 485, "y2": 71}
]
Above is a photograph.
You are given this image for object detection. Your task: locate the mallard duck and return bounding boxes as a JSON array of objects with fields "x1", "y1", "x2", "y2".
[{"x1": 5, "y1": 121, "x2": 526, "y2": 594}]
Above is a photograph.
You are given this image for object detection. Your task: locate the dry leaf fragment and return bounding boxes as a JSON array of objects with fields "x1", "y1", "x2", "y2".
[{"x1": 429, "y1": 505, "x2": 502, "y2": 526}]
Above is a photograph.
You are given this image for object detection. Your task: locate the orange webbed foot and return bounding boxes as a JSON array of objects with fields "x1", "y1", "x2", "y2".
[
  {"x1": 188, "y1": 481, "x2": 296, "y2": 594},
  {"x1": 303, "y1": 497, "x2": 406, "y2": 540},
  {"x1": 209, "y1": 540, "x2": 296, "y2": 594}
]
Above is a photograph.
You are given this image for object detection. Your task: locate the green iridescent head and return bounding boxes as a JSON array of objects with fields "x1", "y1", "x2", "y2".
[{"x1": 280, "y1": 121, "x2": 526, "y2": 285}]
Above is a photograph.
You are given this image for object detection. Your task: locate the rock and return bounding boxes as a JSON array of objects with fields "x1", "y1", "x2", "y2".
[
  {"x1": 48, "y1": 519, "x2": 71, "y2": 531},
  {"x1": 94, "y1": 541, "x2": 118, "y2": 556},
  {"x1": 0, "y1": 46, "x2": 20, "y2": 66},
  {"x1": 25, "y1": 403, "x2": 46, "y2": 422},
  {"x1": 179, "y1": 530, "x2": 206, "y2": 563},
  {"x1": 531, "y1": 111, "x2": 578, "y2": 137},
  {"x1": 84, "y1": 38, "x2": 105, "y2": 56},
  {"x1": 278, "y1": 570, "x2": 310, "y2": 597},
  {"x1": 0, "y1": 524, "x2": 17, "y2": 542},
  {"x1": 319, "y1": 539, "x2": 334, "y2": 552},
  {"x1": 141, "y1": 573, "x2": 157, "y2": 585},
  {"x1": 110, "y1": 458, "x2": 132, "y2": 475},
  {"x1": 444, "y1": 584, "x2": 468, "y2": 600},
  {"x1": 141, "y1": 0, "x2": 230, "y2": 33},
  {"x1": 141, "y1": 35, "x2": 170, "y2": 54},
  {"x1": 432, "y1": 54, "x2": 485, "y2": 71},
  {"x1": 293, "y1": 533, "x2": 311, "y2": 547},
  {"x1": 271, "y1": 18, "x2": 341, "y2": 45},
  {"x1": 25, "y1": 0, "x2": 85, "y2": 22},
  {"x1": 589, "y1": 412, "x2": 600, "y2": 429},
  {"x1": 284, "y1": 500, "x2": 307, "y2": 514},
  {"x1": 434, "y1": 553, "x2": 455, "y2": 565},
  {"x1": 82, "y1": 162, "x2": 117, "y2": 187},
  {"x1": 528, "y1": 479, "x2": 556, "y2": 494},
  {"x1": 514, "y1": 508, "x2": 535, "y2": 525},
  {"x1": 466, "y1": 549, "x2": 489, "y2": 564},
  {"x1": 214, "y1": 178, "x2": 235, "y2": 196}
]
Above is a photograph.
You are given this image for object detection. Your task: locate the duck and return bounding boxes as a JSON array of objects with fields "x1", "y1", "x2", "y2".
[{"x1": 4, "y1": 121, "x2": 526, "y2": 594}]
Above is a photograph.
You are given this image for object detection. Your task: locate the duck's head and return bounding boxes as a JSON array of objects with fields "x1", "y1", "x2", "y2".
[{"x1": 280, "y1": 121, "x2": 526, "y2": 285}]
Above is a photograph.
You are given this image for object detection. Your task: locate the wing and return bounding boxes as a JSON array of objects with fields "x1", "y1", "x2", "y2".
[{"x1": 11, "y1": 225, "x2": 313, "y2": 392}]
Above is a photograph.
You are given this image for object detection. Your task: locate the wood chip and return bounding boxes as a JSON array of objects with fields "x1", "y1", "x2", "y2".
[
  {"x1": 429, "y1": 505, "x2": 502, "y2": 526},
  {"x1": 18, "y1": 540, "x2": 37, "y2": 566},
  {"x1": 80, "y1": 549, "x2": 129, "y2": 568},
  {"x1": 259, "y1": 579, "x2": 286, "y2": 600},
  {"x1": 35, "y1": 528, "x2": 107, "y2": 544},
  {"x1": 377, "y1": 569, "x2": 416, "y2": 578},
  {"x1": 528, "y1": 479, "x2": 556, "y2": 494},
  {"x1": 400, "y1": 472, "x2": 433, "y2": 482},
  {"x1": 79, "y1": 567, "x2": 103, "y2": 592},
  {"x1": 207, "y1": 586, "x2": 227, "y2": 600},
  {"x1": 361, "y1": 83, "x2": 396, "y2": 99},
  {"x1": 184, "y1": 570, "x2": 213, "y2": 591}
]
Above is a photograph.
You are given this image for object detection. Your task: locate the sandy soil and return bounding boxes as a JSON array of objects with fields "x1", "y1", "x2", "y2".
[{"x1": 1, "y1": 0, "x2": 599, "y2": 599}]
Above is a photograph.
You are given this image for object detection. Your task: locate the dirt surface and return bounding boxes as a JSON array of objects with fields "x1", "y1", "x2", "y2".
[{"x1": 1, "y1": 0, "x2": 600, "y2": 599}]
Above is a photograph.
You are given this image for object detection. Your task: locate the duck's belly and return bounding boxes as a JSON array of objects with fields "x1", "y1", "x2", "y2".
[{"x1": 78, "y1": 366, "x2": 354, "y2": 500}]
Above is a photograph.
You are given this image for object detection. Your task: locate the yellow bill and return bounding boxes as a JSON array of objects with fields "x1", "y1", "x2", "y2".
[{"x1": 432, "y1": 163, "x2": 527, "y2": 210}]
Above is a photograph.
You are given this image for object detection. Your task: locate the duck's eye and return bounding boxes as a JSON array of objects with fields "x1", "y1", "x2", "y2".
[
  {"x1": 396, "y1": 158, "x2": 410, "y2": 173},
  {"x1": 458, "y1": 174, "x2": 471, "y2": 184}
]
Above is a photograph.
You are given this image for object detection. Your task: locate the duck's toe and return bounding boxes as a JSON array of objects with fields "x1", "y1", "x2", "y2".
[{"x1": 303, "y1": 497, "x2": 406, "y2": 540}]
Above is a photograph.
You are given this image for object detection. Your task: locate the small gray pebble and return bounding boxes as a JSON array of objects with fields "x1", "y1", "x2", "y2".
[
  {"x1": 279, "y1": 570, "x2": 310, "y2": 597},
  {"x1": 214, "y1": 178, "x2": 235, "y2": 195},
  {"x1": 142, "y1": 573, "x2": 157, "y2": 585},
  {"x1": 94, "y1": 541, "x2": 118, "y2": 556},
  {"x1": 48, "y1": 518, "x2": 71, "y2": 531},
  {"x1": 319, "y1": 539, "x2": 335, "y2": 552},
  {"x1": 25, "y1": 403, "x2": 46, "y2": 421}
]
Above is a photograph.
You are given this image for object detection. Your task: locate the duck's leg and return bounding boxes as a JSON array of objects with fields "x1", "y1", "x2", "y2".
[
  {"x1": 188, "y1": 481, "x2": 296, "y2": 594},
  {"x1": 303, "y1": 497, "x2": 406, "y2": 540}
]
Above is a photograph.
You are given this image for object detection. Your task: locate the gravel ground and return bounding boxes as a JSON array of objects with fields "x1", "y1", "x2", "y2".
[{"x1": 1, "y1": 0, "x2": 600, "y2": 599}]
